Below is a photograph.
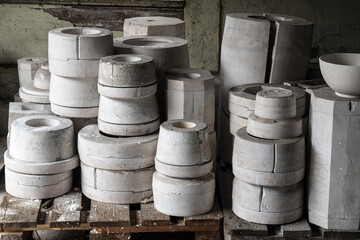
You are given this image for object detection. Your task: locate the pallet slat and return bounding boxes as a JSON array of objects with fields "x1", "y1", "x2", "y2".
[
  {"x1": 89, "y1": 200, "x2": 130, "y2": 227},
  {"x1": 140, "y1": 202, "x2": 170, "y2": 227},
  {"x1": 185, "y1": 199, "x2": 223, "y2": 227},
  {"x1": 280, "y1": 217, "x2": 312, "y2": 238}
]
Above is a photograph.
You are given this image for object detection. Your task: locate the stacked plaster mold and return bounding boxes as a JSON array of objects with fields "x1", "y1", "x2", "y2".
[
  {"x1": 232, "y1": 88, "x2": 305, "y2": 224},
  {"x1": 153, "y1": 120, "x2": 215, "y2": 217},
  {"x1": 48, "y1": 27, "x2": 113, "y2": 118},
  {"x1": 219, "y1": 13, "x2": 313, "y2": 164},
  {"x1": 165, "y1": 69, "x2": 217, "y2": 167},
  {"x1": 78, "y1": 54, "x2": 160, "y2": 204},
  {"x1": 124, "y1": 16, "x2": 185, "y2": 39},
  {"x1": 4, "y1": 115, "x2": 79, "y2": 199}
]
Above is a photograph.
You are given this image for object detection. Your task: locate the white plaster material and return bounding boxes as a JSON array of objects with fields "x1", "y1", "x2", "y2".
[
  {"x1": 165, "y1": 68, "x2": 215, "y2": 132},
  {"x1": 229, "y1": 84, "x2": 306, "y2": 118},
  {"x1": 154, "y1": 157, "x2": 213, "y2": 179},
  {"x1": 233, "y1": 127, "x2": 305, "y2": 173},
  {"x1": 4, "y1": 150, "x2": 79, "y2": 174},
  {"x1": 8, "y1": 102, "x2": 52, "y2": 131},
  {"x1": 220, "y1": 13, "x2": 312, "y2": 113},
  {"x1": 34, "y1": 63, "x2": 51, "y2": 90},
  {"x1": 17, "y1": 57, "x2": 47, "y2": 87},
  {"x1": 9, "y1": 115, "x2": 75, "y2": 162},
  {"x1": 229, "y1": 113, "x2": 247, "y2": 135},
  {"x1": 98, "y1": 94, "x2": 159, "y2": 124},
  {"x1": 152, "y1": 171, "x2": 215, "y2": 217},
  {"x1": 50, "y1": 103, "x2": 98, "y2": 118},
  {"x1": 308, "y1": 87, "x2": 360, "y2": 229},
  {"x1": 254, "y1": 89, "x2": 296, "y2": 119},
  {"x1": 78, "y1": 124, "x2": 157, "y2": 170},
  {"x1": 114, "y1": 36, "x2": 189, "y2": 73},
  {"x1": 49, "y1": 74, "x2": 99, "y2": 108},
  {"x1": 82, "y1": 182, "x2": 152, "y2": 204},
  {"x1": 97, "y1": 118, "x2": 160, "y2": 137},
  {"x1": 319, "y1": 53, "x2": 360, "y2": 98},
  {"x1": 98, "y1": 54, "x2": 156, "y2": 87},
  {"x1": 81, "y1": 162, "x2": 154, "y2": 192},
  {"x1": 98, "y1": 82, "x2": 157, "y2": 99},
  {"x1": 48, "y1": 27, "x2": 113, "y2": 61},
  {"x1": 247, "y1": 113, "x2": 303, "y2": 140},
  {"x1": 233, "y1": 164, "x2": 305, "y2": 187},
  {"x1": 156, "y1": 119, "x2": 211, "y2": 166},
  {"x1": 19, "y1": 84, "x2": 50, "y2": 104},
  {"x1": 124, "y1": 16, "x2": 185, "y2": 39},
  {"x1": 48, "y1": 58, "x2": 100, "y2": 78},
  {"x1": 232, "y1": 178, "x2": 303, "y2": 224},
  {"x1": 5, "y1": 167, "x2": 73, "y2": 199}
]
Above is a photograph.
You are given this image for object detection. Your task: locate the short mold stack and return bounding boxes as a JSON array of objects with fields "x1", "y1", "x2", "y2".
[
  {"x1": 232, "y1": 89, "x2": 305, "y2": 224},
  {"x1": 165, "y1": 68, "x2": 216, "y2": 162},
  {"x1": 78, "y1": 54, "x2": 160, "y2": 204},
  {"x1": 153, "y1": 120, "x2": 215, "y2": 216},
  {"x1": 4, "y1": 115, "x2": 79, "y2": 199},
  {"x1": 97, "y1": 54, "x2": 160, "y2": 136},
  {"x1": 19, "y1": 63, "x2": 51, "y2": 104},
  {"x1": 48, "y1": 27, "x2": 113, "y2": 118},
  {"x1": 17, "y1": 57, "x2": 47, "y2": 87}
]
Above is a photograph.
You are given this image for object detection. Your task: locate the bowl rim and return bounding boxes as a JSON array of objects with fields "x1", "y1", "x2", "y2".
[{"x1": 319, "y1": 53, "x2": 360, "y2": 67}]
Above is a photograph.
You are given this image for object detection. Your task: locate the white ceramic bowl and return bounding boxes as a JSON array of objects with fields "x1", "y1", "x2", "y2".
[{"x1": 319, "y1": 53, "x2": 360, "y2": 98}]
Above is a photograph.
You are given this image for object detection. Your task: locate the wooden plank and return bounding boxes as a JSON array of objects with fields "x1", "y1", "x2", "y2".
[
  {"x1": 140, "y1": 202, "x2": 171, "y2": 227},
  {"x1": 0, "y1": 232, "x2": 29, "y2": 240},
  {"x1": 223, "y1": 209, "x2": 268, "y2": 237},
  {"x1": 47, "y1": 191, "x2": 82, "y2": 228},
  {"x1": 195, "y1": 231, "x2": 222, "y2": 240},
  {"x1": 320, "y1": 227, "x2": 360, "y2": 239},
  {"x1": 89, "y1": 232, "x2": 131, "y2": 240},
  {"x1": 0, "y1": 193, "x2": 41, "y2": 229},
  {"x1": 0, "y1": 0, "x2": 185, "y2": 7},
  {"x1": 280, "y1": 217, "x2": 312, "y2": 238},
  {"x1": 184, "y1": 198, "x2": 223, "y2": 227},
  {"x1": 89, "y1": 200, "x2": 130, "y2": 227},
  {"x1": 43, "y1": 6, "x2": 184, "y2": 31}
]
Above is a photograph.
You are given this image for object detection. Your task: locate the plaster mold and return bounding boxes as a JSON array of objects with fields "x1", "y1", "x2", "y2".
[
  {"x1": 152, "y1": 172, "x2": 215, "y2": 217},
  {"x1": 34, "y1": 63, "x2": 51, "y2": 90},
  {"x1": 17, "y1": 57, "x2": 47, "y2": 87},
  {"x1": 98, "y1": 83, "x2": 157, "y2": 99},
  {"x1": 308, "y1": 87, "x2": 360, "y2": 229},
  {"x1": 98, "y1": 54, "x2": 156, "y2": 87},
  {"x1": 51, "y1": 104, "x2": 98, "y2": 118},
  {"x1": 232, "y1": 178, "x2": 303, "y2": 224},
  {"x1": 156, "y1": 120, "x2": 211, "y2": 166},
  {"x1": 124, "y1": 16, "x2": 185, "y2": 39},
  {"x1": 165, "y1": 68, "x2": 215, "y2": 132},
  {"x1": 49, "y1": 58, "x2": 99, "y2": 78}
]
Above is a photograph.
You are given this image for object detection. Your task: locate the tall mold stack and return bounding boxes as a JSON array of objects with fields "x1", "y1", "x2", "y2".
[
  {"x1": 219, "y1": 13, "x2": 313, "y2": 164},
  {"x1": 232, "y1": 88, "x2": 305, "y2": 224},
  {"x1": 78, "y1": 54, "x2": 160, "y2": 204}
]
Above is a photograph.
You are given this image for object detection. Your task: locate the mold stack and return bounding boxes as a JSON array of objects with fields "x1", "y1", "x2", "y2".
[
  {"x1": 232, "y1": 88, "x2": 305, "y2": 224},
  {"x1": 17, "y1": 57, "x2": 47, "y2": 88},
  {"x1": 4, "y1": 115, "x2": 79, "y2": 199},
  {"x1": 48, "y1": 27, "x2": 113, "y2": 118},
  {"x1": 153, "y1": 119, "x2": 215, "y2": 217},
  {"x1": 78, "y1": 54, "x2": 160, "y2": 204},
  {"x1": 165, "y1": 69, "x2": 217, "y2": 164}
]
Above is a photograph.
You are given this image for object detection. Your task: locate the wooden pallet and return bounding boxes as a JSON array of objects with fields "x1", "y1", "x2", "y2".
[{"x1": 0, "y1": 174, "x2": 223, "y2": 240}]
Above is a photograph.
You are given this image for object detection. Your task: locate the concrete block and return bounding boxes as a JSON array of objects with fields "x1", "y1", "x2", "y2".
[
  {"x1": 48, "y1": 27, "x2": 113, "y2": 61},
  {"x1": 78, "y1": 124, "x2": 157, "y2": 170},
  {"x1": 98, "y1": 82, "x2": 157, "y2": 99},
  {"x1": 9, "y1": 115, "x2": 75, "y2": 163},
  {"x1": 165, "y1": 68, "x2": 215, "y2": 132},
  {"x1": 232, "y1": 177, "x2": 303, "y2": 225},
  {"x1": 233, "y1": 127, "x2": 305, "y2": 173},
  {"x1": 50, "y1": 74, "x2": 99, "y2": 108},
  {"x1": 98, "y1": 54, "x2": 156, "y2": 88},
  {"x1": 156, "y1": 119, "x2": 211, "y2": 166},
  {"x1": 124, "y1": 16, "x2": 185, "y2": 39},
  {"x1": 81, "y1": 162, "x2": 154, "y2": 192},
  {"x1": 308, "y1": 87, "x2": 360, "y2": 229},
  {"x1": 254, "y1": 89, "x2": 296, "y2": 119},
  {"x1": 153, "y1": 171, "x2": 215, "y2": 217},
  {"x1": 155, "y1": 157, "x2": 213, "y2": 179},
  {"x1": 5, "y1": 150, "x2": 79, "y2": 174},
  {"x1": 17, "y1": 57, "x2": 47, "y2": 87},
  {"x1": 5, "y1": 167, "x2": 73, "y2": 199},
  {"x1": 247, "y1": 113, "x2": 303, "y2": 140},
  {"x1": 49, "y1": 58, "x2": 100, "y2": 78}
]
